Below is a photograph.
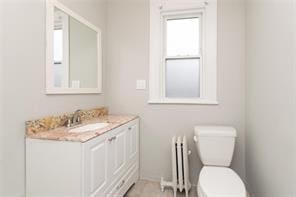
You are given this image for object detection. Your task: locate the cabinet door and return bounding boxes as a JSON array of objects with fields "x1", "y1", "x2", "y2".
[
  {"x1": 126, "y1": 124, "x2": 138, "y2": 162},
  {"x1": 84, "y1": 137, "x2": 109, "y2": 197},
  {"x1": 108, "y1": 128, "x2": 127, "y2": 180}
]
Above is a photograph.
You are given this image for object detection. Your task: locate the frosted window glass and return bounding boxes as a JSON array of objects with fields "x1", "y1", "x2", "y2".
[
  {"x1": 54, "y1": 29, "x2": 63, "y2": 63},
  {"x1": 165, "y1": 59, "x2": 200, "y2": 98},
  {"x1": 166, "y1": 18, "x2": 200, "y2": 56}
]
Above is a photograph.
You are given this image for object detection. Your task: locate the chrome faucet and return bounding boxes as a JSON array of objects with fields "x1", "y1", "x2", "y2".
[{"x1": 66, "y1": 109, "x2": 82, "y2": 128}]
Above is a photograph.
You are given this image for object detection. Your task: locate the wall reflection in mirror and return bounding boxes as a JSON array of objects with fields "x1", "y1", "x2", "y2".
[{"x1": 53, "y1": 8, "x2": 98, "y2": 89}]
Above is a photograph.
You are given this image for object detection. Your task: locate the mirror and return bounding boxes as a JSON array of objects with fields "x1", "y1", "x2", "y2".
[{"x1": 46, "y1": 0, "x2": 102, "y2": 94}]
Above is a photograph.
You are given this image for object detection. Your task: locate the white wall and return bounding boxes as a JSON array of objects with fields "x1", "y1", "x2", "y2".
[
  {"x1": 245, "y1": 0, "x2": 296, "y2": 196},
  {"x1": 69, "y1": 17, "x2": 98, "y2": 88},
  {"x1": 106, "y1": 0, "x2": 246, "y2": 184},
  {"x1": 0, "y1": 0, "x2": 4, "y2": 194},
  {"x1": 0, "y1": 0, "x2": 106, "y2": 196}
]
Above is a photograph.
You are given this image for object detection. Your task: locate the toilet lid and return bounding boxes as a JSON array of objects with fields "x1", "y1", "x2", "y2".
[{"x1": 199, "y1": 166, "x2": 246, "y2": 197}]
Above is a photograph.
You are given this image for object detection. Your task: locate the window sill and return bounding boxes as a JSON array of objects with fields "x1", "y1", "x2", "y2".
[{"x1": 148, "y1": 98, "x2": 218, "y2": 105}]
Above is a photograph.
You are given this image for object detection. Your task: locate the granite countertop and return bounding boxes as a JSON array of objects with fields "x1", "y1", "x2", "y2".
[
  {"x1": 25, "y1": 107, "x2": 138, "y2": 142},
  {"x1": 26, "y1": 115, "x2": 138, "y2": 142}
]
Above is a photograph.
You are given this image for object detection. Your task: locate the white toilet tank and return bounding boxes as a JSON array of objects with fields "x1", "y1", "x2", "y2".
[{"x1": 194, "y1": 126, "x2": 237, "y2": 167}]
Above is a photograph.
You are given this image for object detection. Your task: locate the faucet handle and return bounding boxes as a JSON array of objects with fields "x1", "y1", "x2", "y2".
[
  {"x1": 66, "y1": 118, "x2": 72, "y2": 128},
  {"x1": 75, "y1": 109, "x2": 82, "y2": 113}
]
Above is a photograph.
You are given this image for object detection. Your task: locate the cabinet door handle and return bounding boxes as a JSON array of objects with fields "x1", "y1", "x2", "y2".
[
  {"x1": 128, "y1": 127, "x2": 132, "y2": 130},
  {"x1": 108, "y1": 136, "x2": 117, "y2": 142},
  {"x1": 108, "y1": 137, "x2": 113, "y2": 142},
  {"x1": 116, "y1": 180, "x2": 125, "y2": 190}
]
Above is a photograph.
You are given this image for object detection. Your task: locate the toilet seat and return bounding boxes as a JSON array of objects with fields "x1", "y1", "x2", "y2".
[{"x1": 197, "y1": 166, "x2": 246, "y2": 197}]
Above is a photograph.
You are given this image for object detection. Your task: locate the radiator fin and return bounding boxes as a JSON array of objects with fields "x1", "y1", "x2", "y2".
[{"x1": 160, "y1": 136, "x2": 191, "y2": 197}]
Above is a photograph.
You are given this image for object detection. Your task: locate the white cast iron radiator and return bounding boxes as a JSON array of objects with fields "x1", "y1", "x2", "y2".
[{"x1": 160, "y1": 136, "x2": 191, "y2": 197}]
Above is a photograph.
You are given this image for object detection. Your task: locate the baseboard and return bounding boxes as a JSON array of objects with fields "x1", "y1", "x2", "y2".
[
  {"x1": 1, "y1": 193, "x2": 24, "y2": 197},
  {"x1": 139, "y1": 175, "x2": 161, "y2": 183},
  {"x1": 139, "y1": 176, "x2": 198, "y2": 188}
]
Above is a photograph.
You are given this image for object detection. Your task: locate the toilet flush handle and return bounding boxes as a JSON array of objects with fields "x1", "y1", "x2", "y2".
[{"x1": 193, "y1": 136, "x2": 198, "y2": 142}]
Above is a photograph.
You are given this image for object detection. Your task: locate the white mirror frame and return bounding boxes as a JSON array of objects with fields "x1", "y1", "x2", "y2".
[{"x1": 46, "y1": 0, "x2": 102, "y2": 94}]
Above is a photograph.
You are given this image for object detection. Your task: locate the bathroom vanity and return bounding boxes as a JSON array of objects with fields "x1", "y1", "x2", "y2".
[
  {"x1": 26, "y1": 1, "x2": 140, "y2": 196},
  {"x1": 26, "y1": 108, "x2": 139, "y2": 197}
]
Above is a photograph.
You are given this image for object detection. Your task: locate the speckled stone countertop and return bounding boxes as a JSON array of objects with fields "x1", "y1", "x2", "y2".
[
  {"x1": 26, "y1": 115, "x2": 137, "y2": 142},
  {"x1": 25, "y1": 107, "x2": 138, "y2": 142}
]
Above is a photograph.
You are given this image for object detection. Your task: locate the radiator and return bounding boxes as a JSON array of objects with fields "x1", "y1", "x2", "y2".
[{"x1": 160, "y1": 136, "x2": 191, "y2": 197}]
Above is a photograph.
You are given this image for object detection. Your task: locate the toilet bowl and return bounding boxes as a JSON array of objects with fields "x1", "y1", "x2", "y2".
[
  {"x1": 197, "y1": 166, "x2": 246, "y2": 197},
  {"x1": 194, "y1": 126, "x2": 246, "y2": 197}
]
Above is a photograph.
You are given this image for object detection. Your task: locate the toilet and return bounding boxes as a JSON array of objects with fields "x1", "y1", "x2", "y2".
[{"x1": 194, "y1": 126, "x2": 246, "y2": 197}]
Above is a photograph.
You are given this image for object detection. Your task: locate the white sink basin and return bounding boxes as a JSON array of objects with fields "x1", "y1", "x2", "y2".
[{"x1": 69, "y1": 123, "x2": 109, "y2": 133}]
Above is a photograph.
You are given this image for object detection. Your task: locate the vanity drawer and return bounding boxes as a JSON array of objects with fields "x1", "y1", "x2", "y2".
[{"x1": 107, "y1": 163, "x2": 138, "y2": 197}]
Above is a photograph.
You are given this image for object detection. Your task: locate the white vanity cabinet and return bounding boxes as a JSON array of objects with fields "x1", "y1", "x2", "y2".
[
  {"x1": 26, "y1": 118, "x2": 139, "y2": 197},
  {"x1": 83, "y1": 135, "x2": 109, "y2": 196}
]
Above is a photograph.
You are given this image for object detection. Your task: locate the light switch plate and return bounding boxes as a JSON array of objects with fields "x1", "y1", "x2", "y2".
[{"x1": 136, "y1": 80, "x2": 146, "y2": 90}]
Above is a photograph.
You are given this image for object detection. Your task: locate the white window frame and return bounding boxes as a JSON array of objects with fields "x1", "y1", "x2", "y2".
[
  {"x1": 149, "y1": 0, "x2": 218, "y2": 104},
  {"x1": 161, "y1": 11, "x2": 203, "y2": 100}
]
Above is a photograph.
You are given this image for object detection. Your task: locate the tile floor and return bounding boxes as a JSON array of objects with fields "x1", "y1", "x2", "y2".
[
  {"x1": 125, "y1": 180, "x2": 251, "y2": 197},
  {"x1": 125, "y1": 180, "x2": 197, "y2": 197}
]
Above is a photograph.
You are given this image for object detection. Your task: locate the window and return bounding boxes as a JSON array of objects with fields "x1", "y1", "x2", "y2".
[
  {"x1": 164, "y1": 15, "x2": 201, "y2": 98},
  {"x1": 53, "y1": 8, "x2": 69, "y2": 88},
  {"x1": 54, "y1": 29, "x2": 63, "y2": 64},
  {"x1": 149, "y1": 0, "x2": 217, "y2": 104}
]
